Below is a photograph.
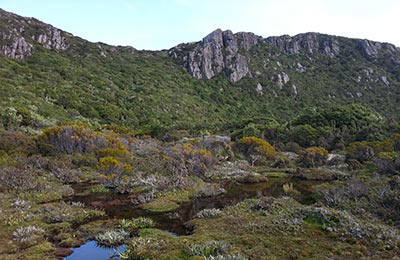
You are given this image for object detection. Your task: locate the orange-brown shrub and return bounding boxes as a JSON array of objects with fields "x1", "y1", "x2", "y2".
[{"x1": 299, "y1": 146, "x2": 328, "y2": 167}]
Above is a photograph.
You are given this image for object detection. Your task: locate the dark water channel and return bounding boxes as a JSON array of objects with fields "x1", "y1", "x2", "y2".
[{"x1": 65, "y1": 177, "x2": 322, "y2": 259}]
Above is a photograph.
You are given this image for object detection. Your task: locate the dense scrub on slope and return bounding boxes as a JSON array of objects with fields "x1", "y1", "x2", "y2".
[{"x1": 1, "y1": 8, "x2": 400, "y2": 135}]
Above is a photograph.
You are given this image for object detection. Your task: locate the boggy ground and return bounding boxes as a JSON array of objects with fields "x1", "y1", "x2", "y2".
[
  {"x1": 0, "y1": 125, "x2": 399, "y2": 260},
  {"x1": 117, "y1": 171, "x2": 399, "y2": 260}
]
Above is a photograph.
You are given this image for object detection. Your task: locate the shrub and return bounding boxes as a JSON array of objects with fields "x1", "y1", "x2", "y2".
[
  {"x1": 90, "y1": 185, "x2": 110, "y2": 194},
  {"x1": 52, "y1": 167, "x2": 83, "y2": 183},
  {"x1": 186, "y1": 147, "x2": 214, "y2": 175},
  {"x1": 252, "y1": 196, "x2": 277, "y2": 211},
  {"x1": 71, "y1": 153, "x2": 98, "y2": 167},
  {"x1": 24, "y1": 154, "x2": 49, "y2": 170},
  {"x1": 13, "y1": 226, "x2": 45, "y2": 248},
  {"x1": 162, "y1": 142, "x2": 215, "y2": 176},
  {"x1": 271, "y1": 155, "x2": 295, "y2": 168},
  {"x1": 42, "y1": 201, "x2": 104, "y2": 224},
  {"x1": 283, "y1": 142, "x2": 302, "y2": 153},
  {"x1": 97, "y1": 147, "x2": 130, "y2": 159},
  {"x1": 97, "y1": 156, "x2": 132, "y2": 188},
  {"x1": 195, "y1": 208, "x2": 222, "y2": 219},
  {"x1": 188, "y1": 240, "x2": 230, "y2": 257},
  {"x1": 298, "y1": 146, "x2": 328, "y2": 167},
  {"x1": 283, "y1": 183, "x2": 300, "y2": 196},
  {"x1": 38, "y1": 123, "x2": 107, "y2": 154},
  {"x1": 315, "y1": 177, "x2": 400, "y2": 225},
  {"x1": 197, "y1": 185, "x2": 226, "y2": 197},
  {"x1": 289, "y1": 124, "x2": 323, "y2": 147},
  {"x1": 94, "y1": 229, "x2": 129, "y2": 248},
  {"x1": 346, "y1": 140, "x2": 393, "y2": 162},
  {"x1": 235, "y1": 136, "x2": 276, "y2": 165},
  {"x1": 346, "y1": 159, "x2": 363, "y2": 171},
  {"x1": 391, "y1": 134, "x2": 400, "y2": 152},
  {"x1": 376, "y1": 152, "x2": 400, "y2": 175},
  {"x1": 119, "y1": 217, "x2": 155, "y2": 229},
  {"x1": 0, "y1": 130, "x2": 35, "y2": 155},
  {"x1": 0, "y1": 167, "x2": 43, "y2": 192},
  {"x1": 121, "y1": 237, "x2": 160, "y2": 259},
  {"x1": 238, "y1": 123, "x2": 261, "y2": 138}
]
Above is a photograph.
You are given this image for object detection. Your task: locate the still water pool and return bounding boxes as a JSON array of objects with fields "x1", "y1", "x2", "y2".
[{"x1": 64, "y1": 241, "x2": 126, "y2": 260}]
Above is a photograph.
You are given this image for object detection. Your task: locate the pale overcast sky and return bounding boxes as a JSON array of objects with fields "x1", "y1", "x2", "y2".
[{"x1": 1, "y1": 0, "x2": 399, "y2": 50}]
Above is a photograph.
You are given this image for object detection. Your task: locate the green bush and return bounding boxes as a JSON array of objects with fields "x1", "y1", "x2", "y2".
[
  {"x1": 346, "y1": 140, "x2": 393, "y2": 162},
  {"x1": 119, "y1": 217, "x2": 155, "y2": 230},
  {"x1": 94, "y1": 229, "x2": 129, "y2": 248}
]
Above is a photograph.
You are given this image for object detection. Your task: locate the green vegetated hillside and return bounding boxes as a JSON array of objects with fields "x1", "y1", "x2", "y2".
[{"x1": 1, "y1": 9, "x2": 400, "y2": 136}]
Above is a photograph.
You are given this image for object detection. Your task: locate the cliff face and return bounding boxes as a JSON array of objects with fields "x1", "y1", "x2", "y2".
[
  {"x1": 0, "y1": 8, "x2": 70, "y2": 59},
  {"x1": 170, "y1": 29, "x2": 400, "y2": 82},
  {"x1": 265, "y1": 33, "x2": 340, "y2": 57},
  {"x1": 170, "y1": 29, "x2": 263, "y2": 82}
]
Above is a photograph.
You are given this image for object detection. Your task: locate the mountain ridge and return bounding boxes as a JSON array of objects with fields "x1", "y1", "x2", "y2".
[
  {"x1": 0, "y1": 8, "x2": 400, "y2": 133},
  {"x1": 169, "y1": 28, "x2": 400, "y2": 82},
  {"x1": 1, "y1": 8, "x2": 399, "y2": 61}
]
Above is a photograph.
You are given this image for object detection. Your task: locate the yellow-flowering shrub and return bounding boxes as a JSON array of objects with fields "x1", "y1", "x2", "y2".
[
  {"x1": 38, "y1": 123, "x2": 106, "y2": 154},
  {"x1": 97, "y1": 156, "x2": 132, "y2": 188},
  {"x1": 235, "y1": 136, "x2": 276, "y2": 165}
]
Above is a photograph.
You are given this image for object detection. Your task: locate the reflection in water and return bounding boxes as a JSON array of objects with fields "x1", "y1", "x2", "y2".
[{"x1": 64, "y1": 240, "x2": 126, "y2": 260}]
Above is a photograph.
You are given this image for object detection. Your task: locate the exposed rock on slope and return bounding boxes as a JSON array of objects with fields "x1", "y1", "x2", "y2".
[
  {"x1": 265, "y1": 33, "x2": 340, "y2": 57},
  {"x1": 170, "y1": 29, "x2": 400, "y2": 83},
  {"x1": 0, "y1": 8, "x2": 70, "y2": 58},
  {"x1": 1, "y1": 8, "x2": 400, "y2": 124},
  {"x1": 169, "y1": 29, "x2": 262, "y2": 82}
]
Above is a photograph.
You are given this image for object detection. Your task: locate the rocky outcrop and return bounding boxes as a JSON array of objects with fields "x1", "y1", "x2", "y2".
[
  {"x1": 171, "y1": 31, "x2": 346, "y2": 82},
  {"x1": 172, "y1": 29, "x2": 400, "y2": 83},
  {"x1": 265, "y1": 33, "x2": 340, "y2": 57},
  {"x1": 0, "y1": 32, "x2": 32, "y2": 59},
  {"x1": 33, "y1": 27, "x2": 69, "y2": 50},
  {"x1": 272, "y1": 72, "x2": 290, "y2": 89},
  {"x1": 0, "y1": 8, "x2": 70, "y2": 59},
  {"x1": 357, "y1": 40, "x2": 381, "y2": 59},
  {"x1": 252, "y1": 32, "x2": 397, "y2": 62},
  {"x1": 356, "y1": 39, "x2": 398, "y2": 60},
  {"x1": 170, "y1": 29, "x2": 262, "y2": 82}
]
